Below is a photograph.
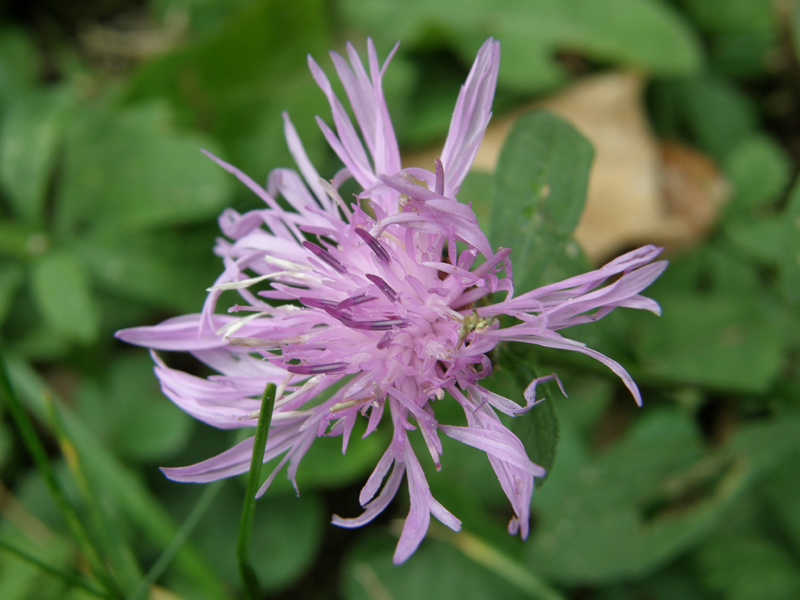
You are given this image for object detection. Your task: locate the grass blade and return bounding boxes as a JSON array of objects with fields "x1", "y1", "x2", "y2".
[
  {"x1": 0, "y1": 348, "x2": 119, "y2": 596},
  {"x1": 237, "y1": 383, "x2": 276, "y2": 600},
  {"x1": 5, "y1": 354, "x2": 230, "y2": 600},
  {"x1": 128, "y1": 480, "x2": 224, "y2": 600},
  {"x1": 0, "y1": 538, "x2": 114, "y2": 600}
]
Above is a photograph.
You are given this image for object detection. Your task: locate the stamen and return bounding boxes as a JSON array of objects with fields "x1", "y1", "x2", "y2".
[
  {"x1": 337, "y1": 293, "x2": 377, "y2": 310},
  {"x1": 365, "y1": 274, "x2": 398, "y2": 302},
  {"x1": 227, "y1": 335, "x2": 309, "y2": 348},
  {"x1": 344, "y1": 318, "x2": 408, "y2": 331},
  {"x1": 287, "y1": 362, "x2": 348, "y2": 375},
  {"x1": 299, "y1": 297, "x2": 340, "y2": 309},
  {"x1": 302, "y1": 240, "x2": 347, "y2": 274},
  {"x1": 376, "y1": 332, "x2": 393, "y2": 349},
  {"x1": 434, "y1": 157, "x2": 444, "y2": 196},
  {"x1": 322, "y1": 305, "x2": 408, "y2": 331},
  {"x1": 354, "y1": 228, "x2": 390, "y2": 264}
]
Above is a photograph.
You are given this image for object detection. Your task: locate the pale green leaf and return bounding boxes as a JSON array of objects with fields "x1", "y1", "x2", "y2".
[{"x1": 30, "y1": 250, "x2": 100, "y2": 344}]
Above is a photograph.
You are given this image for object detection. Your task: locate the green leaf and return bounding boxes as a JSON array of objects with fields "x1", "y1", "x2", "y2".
[
  {"x1": 77, "y1": 353, "x2": 193, "y2": 462},
  {"x1": 675, "y1": 0, "x2": 777, "y2": 78},
  {"x1": 71, "y1": 227, "x2": 218, "y2": 314},
  {"x1": 30, "y1": 250, "x2": 100, "y2": 345},
  {"x1": 55, "y1": 102, "x2": 232, "y2": 234},
  {"x1": 122, "y1": 0, "x2": 332, "y2": 176},
  {"x1": 342, "y1": 533, "x2": 538, "y2": 600},
  {"x1": 631, "y1": 291, "x2": 783, "y2": 393},
  {"x1": 723, "y1": 135, "x2": 791, "y2": 214},
  {"x1": 341, "y1": 0, "x2": 701, "y2": 92},
  {"x1": 525, "y1": 408, "x2": 743, "y2": 583},
  {"x1": 726, "y1": 216, "x2": 785, "y2": 264},
  {"x1": 0, "y1": 27, "x2": 39, "y2": 100},
  {"x1": 488, "y1": 345, "x2": 561, "y2": 487},
  {"x1": 695, "y1": 535, "x2": 800, "y2": 600},
  {"x1": 491, "y1": 110, "x2": 592, "y2": 292},
  {"x1": 780, "y1": 176, "x2": 800, "y2": 307},
  {"x1": 0, "y1": 85, "x2": 75, "y2": 225},
  {"x1": 0, "y1": 262, "x2": 24, "y2": 325},
  {"x1": 191, "y1": 484, "x2": 324, "y2": 592},
  {"x1": 764, "y1": 451, "x2": 800, "y2": 555},
  {"x1": 6, "y1": 356, "x2": 230, "y2": 599},
  {"x1": 649, "y1": 77, "x2": 758, "y2": 162}
]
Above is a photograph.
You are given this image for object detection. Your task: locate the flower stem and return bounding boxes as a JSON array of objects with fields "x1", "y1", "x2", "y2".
[{"x1": 237, "y1": 382, "x2": 276, "y2": 599}]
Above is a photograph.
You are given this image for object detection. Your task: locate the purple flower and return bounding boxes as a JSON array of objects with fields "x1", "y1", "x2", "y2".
[{"x1": 116, "y1": 38, "x2": 666, "y2": 564}]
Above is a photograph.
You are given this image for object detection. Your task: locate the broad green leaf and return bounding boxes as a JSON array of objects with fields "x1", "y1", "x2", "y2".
[
  {"x1": 764, "y1": 451, "x2": 800, "y2": 555},
  {"x1": 0, "y1": 85, "x2": 75, "y2": 225},
  {"x1": 723, "y1": 135, "x2": 791, "y2": 214},
  {"x1": 525, "y1": 408, "x2": 741, "y2": 583},
  {"x1": 675, "y1": 0, "x2": 777, "y2": 78},
  {"x1": 55, "y1": 102, "x2": 232, "y2": 234},
  {"x1": 341, "y1": 0, "x2": 701, "y2": 92},
  {"x1": 30, "y1": 250, "x2": 100, "y2": 344},
  {"x1": 488, "y1": 345, "x2": 561, "y2": 487},
  {"x1": 631, "y1": 292, "x2": 783, "y2": 393},
  {"x1": 457, "y1": 170, "x2": 494, "y2": 231},
  {"x1": 649, "y1": 77, "x2": 758, "y2": 162},
  {"x1": 71, "y1": 227, "x2": 219, "y2": 313},
  {"x1": 695, "y1": 535, "x2": 800, "y2": 600},
  {"x1": 342, "y1": 534, "x2": 536, "y2": 600},
  {"x1": 726, "y1": 216, "x2": 785, "y2": 264},
  {"x1": 77, "y1": 353, "x2": 192, "y2": 463},
  {"x1": 491, "y1": 110, "x2": 593, "y2": 292}
]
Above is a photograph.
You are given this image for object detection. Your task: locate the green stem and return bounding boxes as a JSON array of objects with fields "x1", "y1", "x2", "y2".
[{"x1": 236, "y1": 383, "x2": 276, "y2": 600}]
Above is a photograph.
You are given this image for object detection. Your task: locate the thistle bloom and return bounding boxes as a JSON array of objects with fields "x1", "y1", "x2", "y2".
[{"x1": 116, "y1": 38, "x2": 666, "y2": 564}]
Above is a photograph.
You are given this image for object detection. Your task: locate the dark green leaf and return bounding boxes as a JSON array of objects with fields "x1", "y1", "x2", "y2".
[
  {"x1": 695, "y1": 535, "x2": 800, "y2": 600},
  {"x1": 122, "y1": 0, "x2": 332, "y2": 177},
  {"x1": 649, "y1": 77, "x2": 758, "y2": 162},
  {"x1": 723, "y1": 135, "x2": 791, "y2": 214},
  {"x1": 71, "y1": 227, "x2": 218, "y2": 313},
  {"x1": 76, "y1": 353, "x2": 193, "y2": 462},
  {"x1": 0, "y1": 262, "x2": 24, "y2": 325},
  {"x1": 780, "y1": 177, "x2": 800, "y2": 307},
  {"x1": 30, "y1": 250, "x2": 100, "y2": 344},
  {"x1": 525, "y1": 408, "x2": 741, "y2": 583},
  {"x1": 342, "y1": 533, "x2": 536, "y2": 600},
  {"x1": 55, "y1": 102, "x2": 232, "y2": 234},
  {"x1": 764, "y1": 451, "x2": 800, "y2": 555},
  {"x1": 491, "y1": 110, "x2": 593, "y2": 292},
  {"x1": 341, "y1": 0, "x2": 701, "y2": 92},
  {"x1": 631, "y1": 292, "x2": 783, "y2": 393},
  {"x1": 0, "y1": 86, "x2": 75, "y2": 225},
  {"x1": 0, "y1": 27, "x2": 39, "y2": 101},
  {"x1": 489, "y1": 346, "x2": 561, "y2": 487},
  {"x1": 192, "y1": 484, "x2": 324, "y2": 592}
]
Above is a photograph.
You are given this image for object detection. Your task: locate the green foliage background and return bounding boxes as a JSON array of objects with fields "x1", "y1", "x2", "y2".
[{"x1": 1, "y1": 0, "x2": 799, "y2": 598}]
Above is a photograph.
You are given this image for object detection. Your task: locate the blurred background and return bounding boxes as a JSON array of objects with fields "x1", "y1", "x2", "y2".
[{"x1": 1, "y1": 0, "x2": 799, "y2": 599}]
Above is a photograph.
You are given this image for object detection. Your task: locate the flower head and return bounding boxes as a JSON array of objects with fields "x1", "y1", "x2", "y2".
[{"x1": 116, "y1": 38, "x2": 666, "y2": 563}]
